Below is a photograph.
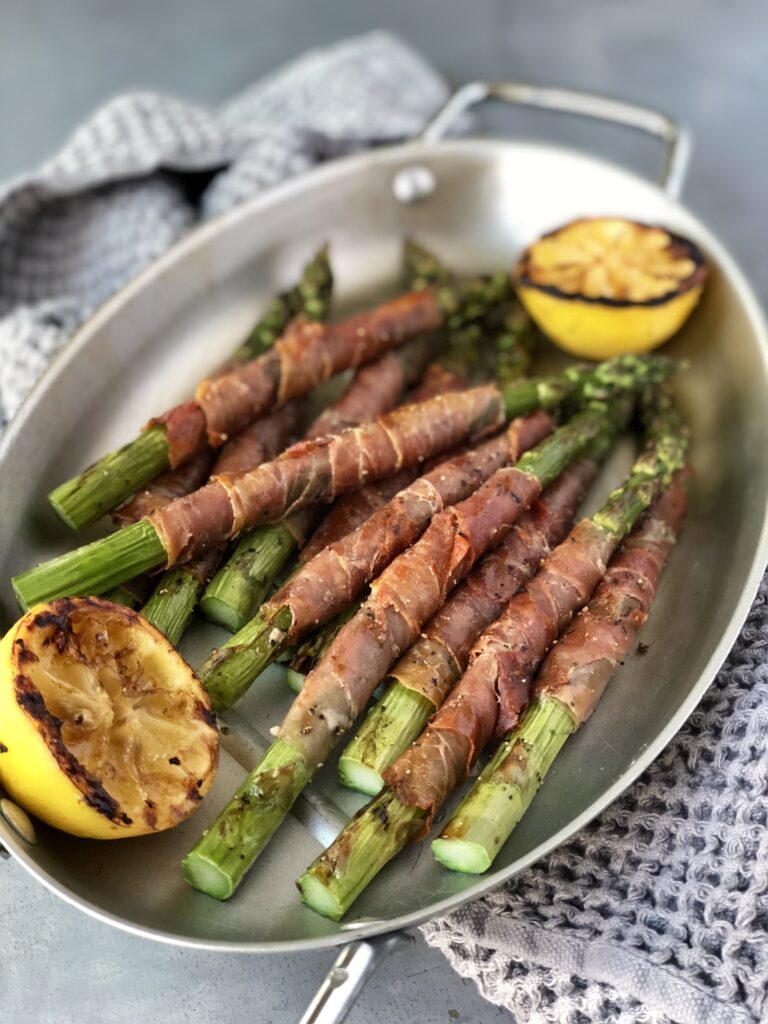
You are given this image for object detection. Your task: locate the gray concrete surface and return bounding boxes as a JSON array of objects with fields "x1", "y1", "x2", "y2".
[{"x1": 0, "y1": 2, "x2": 765, "y2": 1022}]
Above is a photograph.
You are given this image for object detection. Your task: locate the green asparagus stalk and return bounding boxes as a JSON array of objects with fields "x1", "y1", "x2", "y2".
[
  {"x1": 47, "y1": 247, "x2": 333, "y2": 531},
  {"x1": 297, "y1": 389, "x2": 687, "y2": 919},
  {"x1": 431, "y1": 700, "x2": 574, "y2": 873},
  {"x1": 141, "y1": 566, "x2": 205, "y2": 647},
  {"x1": 297, "y1": 791, "x2": 424, "y2": 921},
  {"x1": 402, "y1": 239, "x2": 453, "y2": 291},
  {"x1": 182, "y1": 739, "x2": 311, "y2": 901},
  {"x1": 200, "y1": 524, "x2": 300, "y2": 634}
]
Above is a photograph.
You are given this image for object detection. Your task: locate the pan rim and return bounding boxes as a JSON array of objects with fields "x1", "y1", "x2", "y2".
[{"x1": 2, "y1": 136, "x2": 767, "y2": 953}]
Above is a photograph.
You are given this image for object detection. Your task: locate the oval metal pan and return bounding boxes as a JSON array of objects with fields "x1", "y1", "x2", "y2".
[{"x1": 1, "y1": 138, "x2": 767, "y2": 953}]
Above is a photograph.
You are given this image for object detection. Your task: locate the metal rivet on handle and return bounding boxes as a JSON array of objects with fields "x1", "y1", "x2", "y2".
[
  {"x1": 0, "y1": 798, "x2": 37, "y2": 844},
  {"x1": 392, "y1": 165, "x2": 436, "y2": 204}
]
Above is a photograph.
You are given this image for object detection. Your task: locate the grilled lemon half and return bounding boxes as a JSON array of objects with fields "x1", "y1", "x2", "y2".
[
  {"x1": 516, "y1": 217, "x2": 707, "y2": 359},
  {"x1": 0, "y1": 597, "x2": 218, "y2": 839}
]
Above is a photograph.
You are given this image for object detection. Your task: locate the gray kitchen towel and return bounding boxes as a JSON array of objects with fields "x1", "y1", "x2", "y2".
[{"x1": 0, "y1": 30, "x2": 766, "y2": 1024}]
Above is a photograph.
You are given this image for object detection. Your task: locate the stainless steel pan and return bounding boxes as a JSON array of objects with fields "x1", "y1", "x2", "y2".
[{"x1": 1, "y1": 83, "x2": 767, "y2": 1023}]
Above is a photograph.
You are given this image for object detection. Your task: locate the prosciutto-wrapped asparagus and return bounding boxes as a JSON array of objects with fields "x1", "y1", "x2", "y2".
[
  {"x1": 338, "y1": 453, "x2": 599, "y2": 795},
  {"x1": 200, "y1": 240, "x2": 462, "y2": 632},
  {"x1": 12, "y1": 356, "x2": 674, "y2": 611},
  {"x1": 48, "y1": 246, "x2": 333, "y2": 530},
  {"x1": 181, "y1": 395, "x2": 632, "y2": 900},
  {"x1": 201, "y1": 411, "x2": 555, "y2": 709},
  {"x1": 199, "y1": 334, "x2": 436, "y2": 631},
  {"x1": 433, "y1": 471, "x2": 688, "y2": 872},
  {"x1": 14, "y1": 384, "x2": 506, "y2": 608},
  {"x1": 295, "y1": 394, "x2": 688, "y2": 920}
]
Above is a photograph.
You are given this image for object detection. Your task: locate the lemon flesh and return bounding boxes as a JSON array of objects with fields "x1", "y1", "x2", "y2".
[
  {"x1": 517, "y1": 217, "x2": 706, "y2": 360},
  {"x1": 0, "y1": 597, "x2": 218, "y2": 839}
]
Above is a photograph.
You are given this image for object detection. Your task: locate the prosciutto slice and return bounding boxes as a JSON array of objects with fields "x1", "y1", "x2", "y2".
[
  {"x1": 298, "y1": 363, "x2": 467, "y2": 562},
  {"x1": 196, "y1": 291, "x2": 443, "y2": 445}
]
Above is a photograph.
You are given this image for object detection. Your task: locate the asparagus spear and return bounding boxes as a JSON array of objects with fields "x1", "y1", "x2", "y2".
[
  {"x1": 199, "y1": 334, "x2": 435, "y2": 632},
  {"x1": 181, "y1": 390, "x2": 641, "y2": 901},
  {"x1": 296, "y1": 391, "x2": 687, "y2": 919},
  {"x1": 433, "y1": 469, "x2": 688, "y2": 873},
  {"x1": 48, "y1": 247, "x2": 333, "y2": 530}
]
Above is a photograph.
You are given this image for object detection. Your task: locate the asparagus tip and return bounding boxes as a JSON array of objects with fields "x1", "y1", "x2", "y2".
[
  {"x1": 337, "y1": 756, "x2": 386, "y2": 797},
  {"x1": 296, "y1": 872, "x2": 345, "y2": 921},
  {"x1": 431, "y1": 837, "x2": 492, "y2": 874}
]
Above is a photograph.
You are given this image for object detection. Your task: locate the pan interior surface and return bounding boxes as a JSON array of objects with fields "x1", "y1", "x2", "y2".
[{"x1": 0, "y1": 140, "x2": 766, "y2": 952}]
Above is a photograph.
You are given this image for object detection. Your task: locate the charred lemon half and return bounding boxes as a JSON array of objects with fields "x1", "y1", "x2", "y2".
[
  {"x1": 0, "y1": 597, "x2": 218, "y2": 839},
  {"x1": 516, "y1": 217, "x2": 707, "y2": 359}
]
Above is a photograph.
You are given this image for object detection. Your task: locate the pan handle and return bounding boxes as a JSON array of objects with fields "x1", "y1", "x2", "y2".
[
  {"x1": 418, "y1": 80, "x2": 690, "y2": 198},
  {"x1": 298, "y1": 931, "x2": 410, "y2": 1024}
]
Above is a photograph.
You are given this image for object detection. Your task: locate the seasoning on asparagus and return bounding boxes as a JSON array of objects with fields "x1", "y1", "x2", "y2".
[
  {"x1": 199, "y1": 334, "x2": 436, "y2": 631},
  {"x1": 296, "y1": 390, "x2": 687, "y2": 919},
  {"x1": 48, "y1": 246, "x2": 333, "y2": 530},
  {"x1": 433, "y1": 470, "x2": 688, "y2": 873},
  {"x1": 338, "y1": 454, "x2": 599, "y2": 795},
  {"x1": 181, "y1": 390, "x2": 639, "y2": 901},
  {"x1": 200, "y1": 410, "x2": 555, "y2": 711}
]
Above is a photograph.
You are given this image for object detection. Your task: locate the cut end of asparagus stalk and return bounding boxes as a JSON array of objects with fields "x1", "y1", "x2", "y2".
[
  {"x1": 297, "y1": 790, "x2": 424, "y2": 921},
  {"x1": 200, "y1": 606, "x2": 293, "y2": 712},
  {"x1": 434, "y1": 699, "x2": 574, "y2": 873},
  {"x1": 200, "y1": 525, "x2": 297, "y2": 632},
  {"x1": 296, "y1": 873, "x2": 346, "y2": 922},
  {"x1": 181, "y1": 849, "x2": 238, "y2": 902},
  {"x1": 431, "y1": 837, "x2": 493, "y2": 875},
  {"x1": 338, "y1": 682, "x2": 435, "y2": 796},
  {"x1": 284, "y1": 667, "x2": 305, "y2": 695},
  {"x1": 47, "y1": 424, "x2": 171, "y2": 531},
  {"x1": 182, "y1": 739, "x2": 310, "y2": 900},
  {"x1": 12, "y1": 520, "x2": 167, "y2": 611},
  {"x1": 198, "y1": 594, "x2": 246, "y2": 634},
  {"x1": 337, "y1": 759, "x2": 386, "y2": 798},
  {"x1": 142, "y1": 566, "x2": 203, "y2": 647}
]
